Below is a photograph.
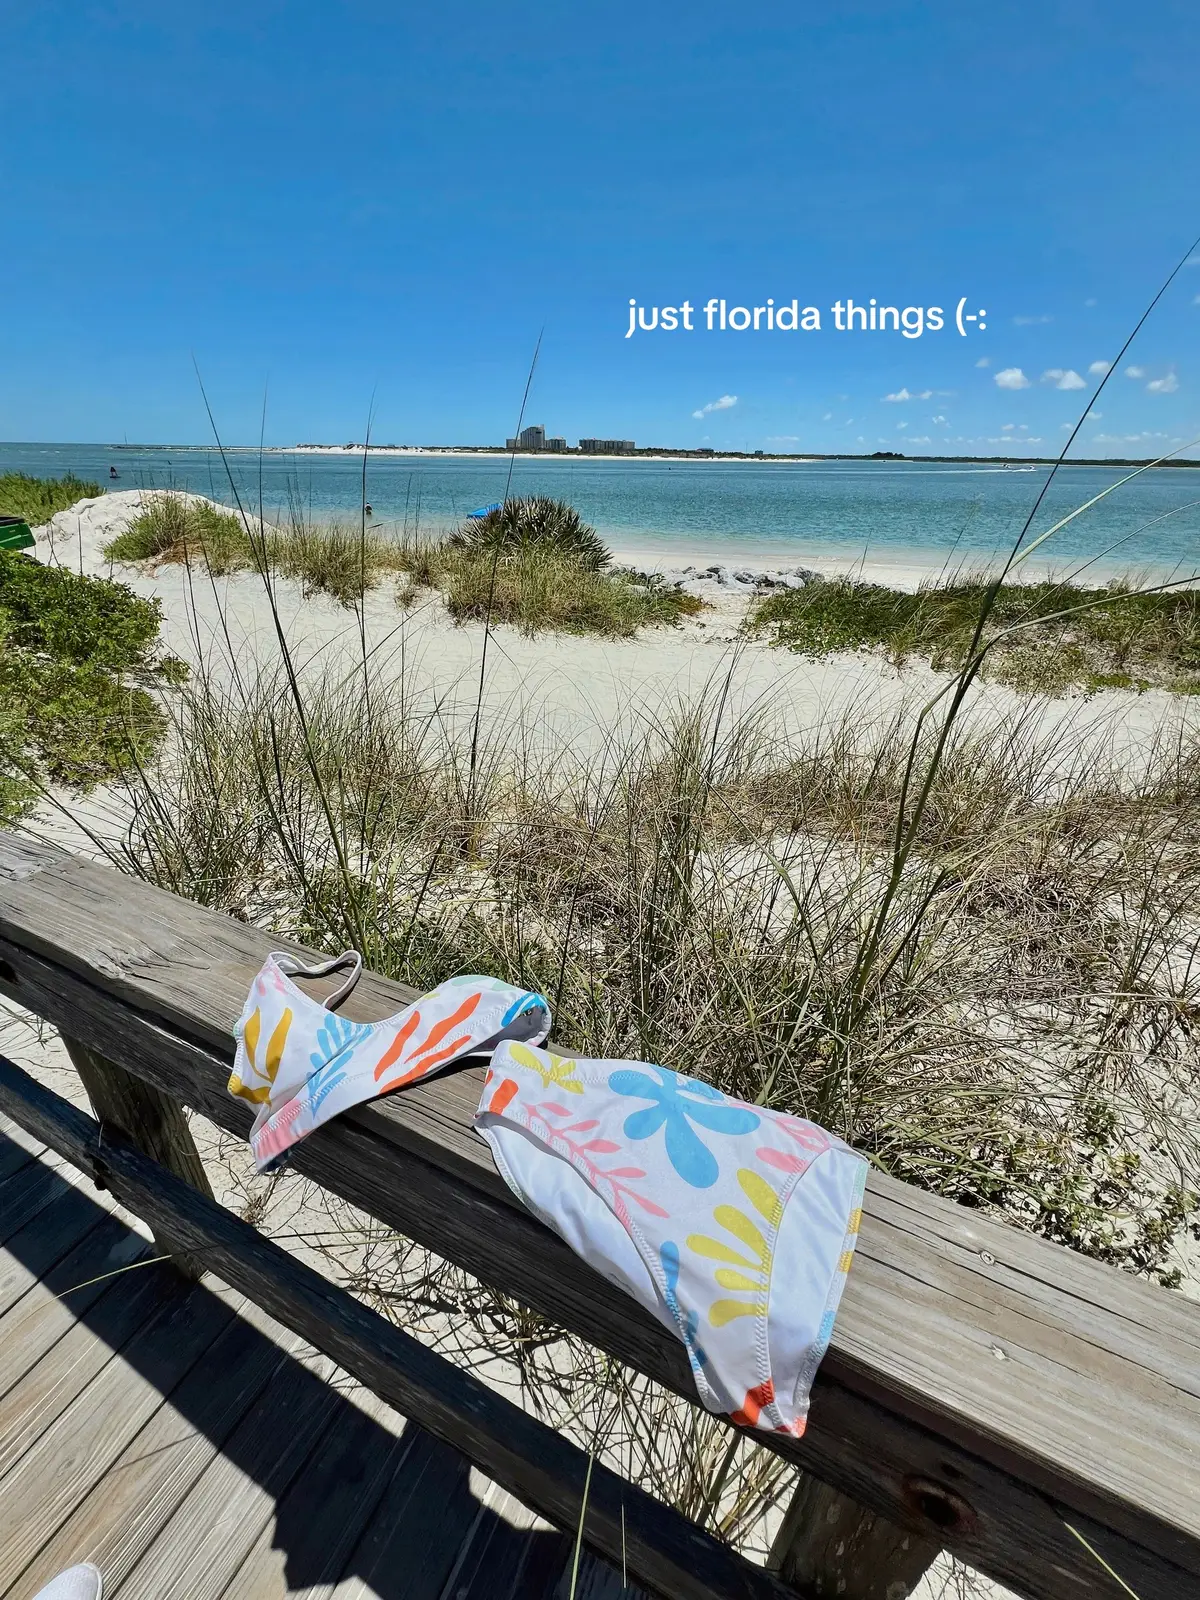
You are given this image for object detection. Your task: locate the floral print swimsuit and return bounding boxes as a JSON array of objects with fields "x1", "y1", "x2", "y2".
[
  {"x1": 475, "y1": 1041, "x2": 867, "y2": 1436},
  {"x1": 228, "y1": 954, "x2": 867, "y2": 1436}
]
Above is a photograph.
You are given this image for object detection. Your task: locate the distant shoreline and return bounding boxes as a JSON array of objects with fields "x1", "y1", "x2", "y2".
[{"x1": 94, "y1": 443, "x2": 1200, "y2": 470}]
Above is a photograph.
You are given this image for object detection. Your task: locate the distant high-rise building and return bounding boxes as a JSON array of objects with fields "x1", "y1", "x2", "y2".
[
  {"x1": 578, "y1": 438, "x2": 635, "y2": 455},
  {"x1": 506, "y1": 424, "x2": 548, "y2": 451}
]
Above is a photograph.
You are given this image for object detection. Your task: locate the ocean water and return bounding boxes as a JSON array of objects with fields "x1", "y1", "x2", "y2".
[{"x1": 4, "y1": 442, "x2": 1199, "y2": 578}]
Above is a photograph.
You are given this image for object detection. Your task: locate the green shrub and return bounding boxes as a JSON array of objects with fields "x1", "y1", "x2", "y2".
[
  {"x1": 0, "y1": 472, "x2": 102, "y2": 526},
  {"x1": 748, "y1": 575, "x2": 1200, "y2": 693},
  {"x1": 448, "y1": 497, "x2": 611, "y2": 571},
  {"x1": 0, "y1": 549, "x2": 165, "y2": 670},
  {"x1": 0, "y1": 551, "x2": 178, "y2": 819}
]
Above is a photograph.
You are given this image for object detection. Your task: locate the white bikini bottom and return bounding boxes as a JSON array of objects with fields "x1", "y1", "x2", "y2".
[{"x1": 474, "y1": 1040, "x2": 867, "y2": 1436}]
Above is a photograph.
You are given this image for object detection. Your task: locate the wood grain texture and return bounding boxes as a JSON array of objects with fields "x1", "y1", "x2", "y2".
[
  {"x1": 62, "y1": 1035, "x2": 212, "y2": 1277},
  {"x1": 0, "y1": 1259, "x2": 235, "y2": 1583},
  {"x1": 0, "y1": 1055, "x2": 804, "y2": 1600},
  {"x1": 2, "y1": 834, "x2": 1199, "y2": 1599}
]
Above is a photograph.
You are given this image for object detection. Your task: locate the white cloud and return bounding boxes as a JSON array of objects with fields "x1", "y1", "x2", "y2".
[
  {"x1": 766, "y1": 435, "x2": 800, "y2": 442},
  {"x1": 821, "y1": 412, "x2": 832, "y2": 422},
  {"x1": 692, "y1": 394, "x2": 738, "y2": 419},
  {"x1": 932, "y1": 414, "x2": 947, "y2": 424},
  {"x1": 1084, "y1": 297, "x2": 1098, "y2": 307},
  {"x1": 975, "y1": 357, "x2": 990, "y2": 368},
  {"x1": 1088, "y1": 360, "x2": 1111, "y2": 376},
  {"x1": 1125, "y1": 366, "x2": 1146, "y2": 379},
  {"x1": 1087, "y1": 410, "x2": 1102, "y2": 419},
  {"x1": 909, "y1": 436, "x2": 931, "y2": 443},
  {"x1": 856, "y1": 436, "x2": 865, "y2": 443},
  {"x1": 994, "y1": 367, "x2": 1031, "y2": 390},
  {"x1": 1194, "y1": 294, "x2": 1200, "y2": 305},
  {"x1": 882, "y1": 387, "x2": 933, "y2": 402},
  {"x1": 1041, "y1": 368, "x2": 1086, "y2": 391},
  {"x1": 1146, "y1": 372, "x2": 1179, "y2": 394},
  {"x1": 1013, "y1": 314, "x2": 1053, "y2": 326},
  {"x1": 897, "y1": 421, "x2": 908, "y2": 429}
]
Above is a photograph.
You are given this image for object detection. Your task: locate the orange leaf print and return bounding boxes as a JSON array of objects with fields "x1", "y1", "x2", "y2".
[
  {"x1": 373, "y1": 1009, "x2": 422, "y2": 1080},
  {"x1": 488, "y1": 1077, "x2": 520, "y2": 1115},
  {"x1": 378, "y1": 1031, "x2": 474, "y2": 1091},
  {"x1": 730, "y1": 1380, "x2": 775, "y2": 1429},
  {"x1": 409, "y1": 992, "x2": 481, "y2": 1064}
]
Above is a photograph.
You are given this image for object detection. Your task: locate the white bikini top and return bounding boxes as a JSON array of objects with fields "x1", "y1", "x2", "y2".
[
  {"x1": 475, "y1": 1041, "x2": 867, "y2": 1436},
  {"x1": 228, "y1": 952, "x2": 549, "y2": 1172}
]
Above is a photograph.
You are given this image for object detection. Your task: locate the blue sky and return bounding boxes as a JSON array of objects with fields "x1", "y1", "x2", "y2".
[{"x1": 2, "y1": 1, "x2": 1198, "y2": 456}]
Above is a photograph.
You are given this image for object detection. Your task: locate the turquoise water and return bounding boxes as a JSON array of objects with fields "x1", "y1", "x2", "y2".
[{"x1": 4, "y1": 442, "x2": 1199, "y2": 577}]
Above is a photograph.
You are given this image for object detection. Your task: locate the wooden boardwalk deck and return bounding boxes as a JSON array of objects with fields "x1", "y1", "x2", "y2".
[{"x1": 0, "y1": 1122, "x2": 635, "y2": 1600}]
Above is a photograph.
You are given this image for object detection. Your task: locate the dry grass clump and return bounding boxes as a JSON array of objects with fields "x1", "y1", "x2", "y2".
[
  {"x1": 438, "y1": 547, "x2": 702, "y2": 636},
  {"x1": 111, "y1": 657, "x2": 1200, "y2": 1282},
  {"x1": 104, "y1": 492, "x2": 408, "y2": 606}
]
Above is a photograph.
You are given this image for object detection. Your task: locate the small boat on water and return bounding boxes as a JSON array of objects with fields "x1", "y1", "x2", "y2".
[{"x1": 467, "y1": 502, "x2": 502, "y2": 519}]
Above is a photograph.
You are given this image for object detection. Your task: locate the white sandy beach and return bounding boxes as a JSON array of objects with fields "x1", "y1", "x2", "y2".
[{"x1": 35, "y1": 491, "x2": 1197, "y2": 782}]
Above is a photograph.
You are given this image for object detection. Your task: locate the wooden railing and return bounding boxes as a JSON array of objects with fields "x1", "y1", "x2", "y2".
[{"x1": 0, "y1": 830, "x2": 1197, "y2": 1600}]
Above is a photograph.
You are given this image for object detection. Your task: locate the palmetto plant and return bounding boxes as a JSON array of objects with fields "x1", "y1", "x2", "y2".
[{"x1": 448, "y1": 496, "x2": 612, "y2": 571}]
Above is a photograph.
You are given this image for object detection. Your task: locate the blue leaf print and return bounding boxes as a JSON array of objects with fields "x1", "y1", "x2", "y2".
[
  {"x1": 609, "y1": 1066, "x2": 760, "y2": 1188},
  {"x1": 660, "y1": 1240, "x2": 708, "y2": 1372},
  {"x1": 307, "y1": 1014, "x2": 373, "y2": 1118}
]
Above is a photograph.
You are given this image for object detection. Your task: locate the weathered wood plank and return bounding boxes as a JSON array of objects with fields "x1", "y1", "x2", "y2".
[
  {"x1": 217, "y1": 1391, "x2": 408, "y2": 1600},
  {"x1": 768, "y1": 1475, "x2": 940, "y2": 1598},
  {"x1": 0, "y1": 1054, "x2": 802, "y2": 1600},
  {"x1": 436, "y1": 1473, "x2": 571, "y2": 1600},
  {"x1": 0, "y1": 1162, "x2": 115, "y2": 1330},
  {"x1": 0, "y1": 1259, "x2": 180, "y2": 1480},
  {"x1": 332, "y1": 1428, "x2": 526, "y2": 1600},
  {"x1": 2, "y1": 836, "x2": 1199, "y2": 1598},
  {"x1": 62, "y1": 1035, "x2": 212, "y2": 1277},
  {"x1": 8, "y1": 1289, "x2": 289, "y2": 1598},
  {"x1": 0, "y1": 1262, "x2": 237, "y2": 1584},
  {"x1": 113, "y1": 1346, "x2": 347, "y2": 1600}
]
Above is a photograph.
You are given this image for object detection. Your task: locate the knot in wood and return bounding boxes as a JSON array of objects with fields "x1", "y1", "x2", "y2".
[{"x1": 900, "y1": 1475, "x2": 978, "y2": 1537}]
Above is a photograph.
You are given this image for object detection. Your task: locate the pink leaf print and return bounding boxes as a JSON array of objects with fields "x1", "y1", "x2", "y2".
[
  {"x1": 758, "y1": 1147, "x2": 809, "y2": 1175},
  {"x1": 580, "y1": 1139, "x2": 620, "y2": 1153},
  {"x1": 540, "y1": 1101, "x2": 574, "y2": 1117},
  {"x1": 626, "y1": 1191, "x2": 670, "y2": 1218},
  {"x1": 564, "y1": 1120, "x2": 599, "y2": 1133},
  {"x1": 779, "y1": 1116, "x2": 831, "y2": 1155},
  {"x1": 605, "y1": 1167, "x2": 647, "y2": 1179}
]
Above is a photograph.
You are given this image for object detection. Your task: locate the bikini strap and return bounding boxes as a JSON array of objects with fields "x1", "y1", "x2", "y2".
[{"x1": 274, "y1": 950, "x2": 364, "y2": 1010}]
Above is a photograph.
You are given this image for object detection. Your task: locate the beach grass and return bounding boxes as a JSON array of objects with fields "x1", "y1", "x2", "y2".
[
  {"x1": 105, "y1": 491, "x2": 702, "y2": 633},
  {"x1": 104, "y1": 494, "x2": 408, "y2": 603},
  {"x1": 748, "y1": 574, "x2": 1200, "y2": 693},
  {"x1": 0, "y1": 471, "x2": 102, "y2": 526}
]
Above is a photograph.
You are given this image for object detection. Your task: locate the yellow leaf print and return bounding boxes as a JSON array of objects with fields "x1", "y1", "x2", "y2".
[
  {"x1": 265, "y1": 1009, "x2": 293, "y2": 1085},
  {"x1": 710, "y1": 1296, "x2": 763, "y2": 1327},
  {"x1": 509, "y1": 1040, "x2": 583, "y2": 1094},
  {"x1": 739, "y1": 1169, "x2": 783, "y2": 1230},
  {"x1": 229, "y1": 1007, "x2": 269, "y2": 1103},
  {"x1": 687, "y1": 1166, "x2": 783, "y2": 1330},
  {"x1": 243, "y1": 1008, "x2": 261, "y2": 1069},
  {"x1": 711, "y1": 1205, "x2": 770, "y2": 1271}
]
